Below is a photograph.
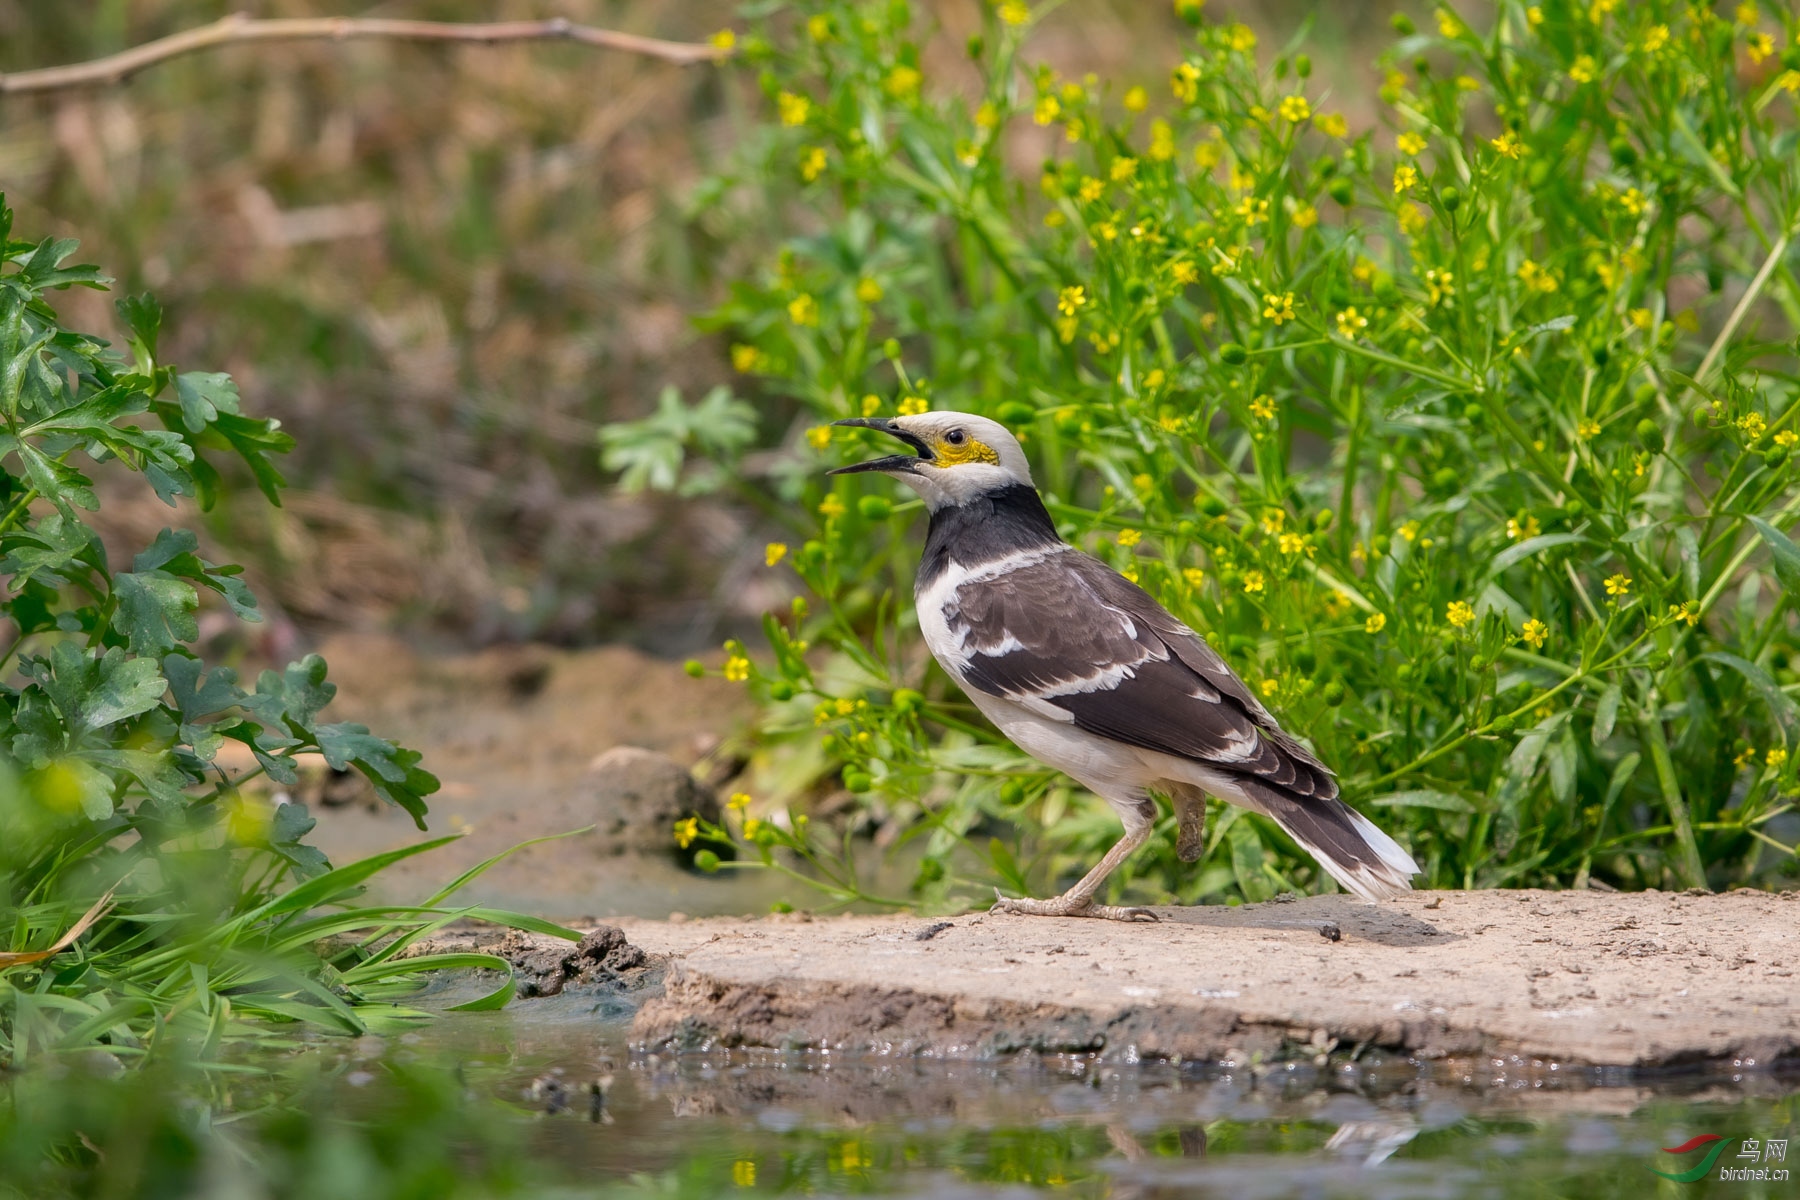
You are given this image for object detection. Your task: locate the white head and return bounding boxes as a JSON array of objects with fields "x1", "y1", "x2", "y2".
[{"x1": 829, "y1": 411, "x2": 1034, "y2": 511}]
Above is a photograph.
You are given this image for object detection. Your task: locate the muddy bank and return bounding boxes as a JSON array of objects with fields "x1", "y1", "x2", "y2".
[{"x1": 581, "y1": 889, "x2": 1800, "y2": 1071}]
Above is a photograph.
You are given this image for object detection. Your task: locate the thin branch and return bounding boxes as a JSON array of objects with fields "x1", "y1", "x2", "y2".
[{"x1": 0, "y1": 13, "x2": 730, "y2": 95}]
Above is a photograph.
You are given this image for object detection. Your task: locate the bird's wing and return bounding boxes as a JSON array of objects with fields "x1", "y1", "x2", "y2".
[{"x1": 943, "y1": 549, "x2": 1336, "y2": 800}]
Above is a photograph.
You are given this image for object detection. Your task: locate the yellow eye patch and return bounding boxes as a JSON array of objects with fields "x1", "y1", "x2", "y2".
[{"x1": 933, "y1": 435, "x2": 1000, "y2": 467}]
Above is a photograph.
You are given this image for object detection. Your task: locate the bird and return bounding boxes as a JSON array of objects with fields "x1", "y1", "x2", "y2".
[{"x1": 830, "y1": 411, "x2": 1419, "y2": 921}]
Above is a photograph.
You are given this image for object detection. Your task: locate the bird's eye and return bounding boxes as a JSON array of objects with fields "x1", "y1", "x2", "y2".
[{"x1": 945, "y1": 429, "x2": 966, "y2": 445}]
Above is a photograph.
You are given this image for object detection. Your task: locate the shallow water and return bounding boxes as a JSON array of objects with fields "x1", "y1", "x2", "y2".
[
  {"x1": 6, "y1": 986, "x2": 1796, "y2": 1198},
  {"x1": 344, "y1": 989, "x2": 1798, "y2": 1199}
]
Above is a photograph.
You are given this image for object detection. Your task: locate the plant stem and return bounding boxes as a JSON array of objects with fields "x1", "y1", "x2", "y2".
[{"x1": 1637, "y1": 705, "x2": 1707, "y2": 890}]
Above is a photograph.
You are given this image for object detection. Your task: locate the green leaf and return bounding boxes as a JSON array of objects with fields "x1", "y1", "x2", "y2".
[
  {"x1": 1367, "y1": 789, "x2": 1475, "y2": 813},
  {"x1": 1748, "y1": 516, "x2": 1800, "y2": 595},
  {"x1": 113, "y1": 571, "x2": 200, "y2": 656},
  {"x1": 1701, "y1": 653, "x2": 1800, "y2": 742},
  {"x1": 1228, "y1": 817, "x2": 1273, "y2": 902},
  {"x1": 444, "y1": 964, "x2": 518, "y2": 1013},
  {"x1": 174, "y1": 372, "x2": 241, "y2": 432},
  {"x1": 1593, "y1": 684, "x2": 1622, "y2": 746}
]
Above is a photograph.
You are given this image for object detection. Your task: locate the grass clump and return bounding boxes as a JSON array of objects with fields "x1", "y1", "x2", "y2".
[
  {"x1": 655, "y1": 1, "x2": 1800, "y2": 906},
  {"x1": 0, "y1": 196, "x2": 568, "y2": 1067}
]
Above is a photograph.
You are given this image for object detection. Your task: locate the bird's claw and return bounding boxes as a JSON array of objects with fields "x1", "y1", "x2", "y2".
[{"x1": 989, "y1": 890, "x2": 1160, "y2": 923}]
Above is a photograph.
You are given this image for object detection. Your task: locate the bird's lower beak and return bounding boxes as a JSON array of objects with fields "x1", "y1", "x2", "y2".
[{"x1": 826, "y1": 418, "x2": 932, "y2": 476}]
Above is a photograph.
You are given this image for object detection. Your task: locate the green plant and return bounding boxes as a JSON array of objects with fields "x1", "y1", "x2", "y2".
[
  {"x1": 657, "y1": 0, "x2": 1800, "y2": 908},
  {"x1": 0, "y1": 196, "x2": 568, "y2": 1065}
]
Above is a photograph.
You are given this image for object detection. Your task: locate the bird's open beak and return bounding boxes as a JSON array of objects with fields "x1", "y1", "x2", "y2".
[{"x1": 826, "y1": 418, "x2": 932, "y2": 475}]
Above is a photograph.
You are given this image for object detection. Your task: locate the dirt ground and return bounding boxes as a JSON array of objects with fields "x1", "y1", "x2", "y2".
[
  {"x1": 299, "y1": 632, "x2": 794, "y2": 917},
  {"x1": 605, "y1": 889, "x2": 1800, "y2": 1070}
]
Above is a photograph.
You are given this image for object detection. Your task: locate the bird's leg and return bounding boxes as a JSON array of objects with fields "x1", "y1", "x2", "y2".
[
  {"x1": 991, "y1": 800, "x2": 1158, "y2": 922},
  {"x1": 1169, "y1": 782, "x2": 1208, "y2": 863}
]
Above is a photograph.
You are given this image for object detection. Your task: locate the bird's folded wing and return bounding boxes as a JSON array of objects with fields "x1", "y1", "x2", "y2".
[{"x1": 944, "y1": 550, "x2": 1335, "y2": 800}]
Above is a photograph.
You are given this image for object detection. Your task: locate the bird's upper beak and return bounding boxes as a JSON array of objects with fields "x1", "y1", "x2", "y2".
[{"x1": 826, "y1": 418, "x2": 932, "y2": 475}]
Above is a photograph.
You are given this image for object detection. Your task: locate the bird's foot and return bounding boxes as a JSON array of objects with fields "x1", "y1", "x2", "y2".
[{"x1": 989, "y1": 889, "x2": 1159, "y2": 922}]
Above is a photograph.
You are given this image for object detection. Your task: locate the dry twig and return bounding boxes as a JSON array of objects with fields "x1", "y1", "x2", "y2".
[{"x1": 0, "y1": 13, "x2": 729, "y2": 95}]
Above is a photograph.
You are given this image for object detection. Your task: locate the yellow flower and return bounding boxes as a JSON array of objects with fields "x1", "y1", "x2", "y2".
[
  {"x1": 710, "y1": 29, "x2": 737, "y2": 50},
  {"x1": 818, "y1": 494, "x2": 846, "y2": 520},
  {"x1": 724, "y1": 653, "x2": 752, "y2": 682},
  {"x1": 765, "y1": 542, "x2": 789, "y2": 568},
  {"x1": 1577, "y1": 418, "x2": 1601, "y2": 440},
  {"x1": 777, "y1": 91, "x2": 811, "y2": 126},
  {"x1": 1261, "y1": 508, "x2": 1286, "y2": 534},
  {"x1": 1446, "y1": 600, "x2": 1476, "y2": 628},
  {"x1": 1668, "y1": 601, "x2": 1701, "y2": 627},
  {"x1": 1110, "y1": 156, "x2": 1138, "y2": 182},
  {"x1": 788, "y1": 294, "x2": 818, "y2": 326},
  {"x1": 1249, "y1": 394, "x2": 1277, "y2": 422},
  {"x1": 1279, "y1": 95, "x2": 1311, "y2": 123},
  {"x1": 1317, "y1": 112, "x2": 1349, "y2": 138},
  {"x1": 1619, "y1": 187, "x2": 1646, "y2": 217},
  {"x1": 1262, "y1": 292, "x2": 1296, "y2": 325},
  {"x1": 1736, "y1": 2, "x2": 1760, "y2": 25},
  {"x1": 885, "y1": 65, "x2": 921, "y2": 99},
  {"x1": 1171, "y1": 260, "x2": 1199, "y2": 286},
  {"x1": 1335, "y1": 307, "x2": 1368, "y2": 339},
  {"x1": 1171, "y1": 62, "x2": 1201, "y2": 103},
  {"x1": 806, "y1": 425, "x2": 832, "y2": 450},
  {"x1": 1117, "y1": 528, "x2": 1142, "y2": 547},
  {"x1": 1603, "y1": 573, "x2": 1631, "y2": 598},
  {"x1": 1397, "y1": 204, "x2": 1427, "y2": 235},
  {"x1": 1183, "y1": 567, "x2": 1206, "y2": 589},
  {"x1": 1768, "y1": 746, "x2": 1789, "y2": 769},
  {"x1": 1393, "y1": 164, "x2": 1419, "y2": 194},
  {"x1": 1735, "y1": 746, "x2": 1758, "y2": 769},
  {"x1": 1748, "y1": 32, "x2": 1775, "y2": 64},
  {"x1": 1149, "y1": 119, "x2": 1175, "y2": 161},
  {"x1": 1778, "y1": 70, "x2": 1800, "y2": 94},
  {"x1": 1057, "y1": 285, "x2": 1086, "y2": 316},
  {"x1": 1526, "y1": 5, "x2": 1543, "y2": 27},
  {"x1": 1490, "y1": 131, "x2": 1525, "y2": 159},
  {"x1": 728, "y1": 791, "x2": 752, "y2": 811},
  {"x1": 731, "y1": 343, "x2": 764, "y2": 373},
  {"x1": 1365, "y1": 611, "x2": 1387, "y2": 634},
  {"x1": 1193, "y1": 139, "x2": 1222, "y2": 169},
  {"x1": 1776, "y1": 430, "x2": 1798, "y2": 449},
  {"x1": 1292, "y1": 204, "x2": 1318, "y2": 229},
  {"x1": 1034, "y1": 94, "x2": 1061, "y2": 125},
  {"x1": 673, "y1": 817, "x2": 699, "y2": 849},
  {"x1": 807, "y1": 14, "x2": 832, "y2": 41},
  {"x1": 1398, "y1": 519, "x2": 1421, "y2": 542},
  {"x1": 1397, "y1": 131, "x2": 1428, "y2": 156},
  {"x1": 1569, "y1": 55, "x2": 1598, "y2": 84},
  {"x1": 1242, "y1": 570, "x2": 1266, "y2": 594},
  {"x1": 1738, "y1": 412, "x2": 1768, "y2": 440},
  {"x1": 1641, "y1": 24, "x2": 1670, "y2": 54},
  {"x1": 1124, "y1": 85, "x2": 1148, "y2": 112},
  {"x1": 744, "y1": 814, "x2": 766, "y2": 836},
  {"x1": 733, "y1": 1159, "x2": 757, "y2": 1187},
  {"x1": 1236, "y1": 196, "x2": 1270, "y2": 225},
  {"x1": 1425, "y1": 268, "x2": 1455, "y2": 306},
  {"x1": 999, "y1": 0, "x2": 1031, "y2": 26},
  {"x1": 1278, "y1": 532, "x2": 1305, "y2": 555},
  {"x1": 897, "y1": 395, "x2": 930, "y2": 416},
  {"x1": 1259, "y1": 677, "x2": 1280, "y2": 697},
  {"x1": 1517, "y1": 259, "x2": 1559, "y2": 293},
  {"x1": 1436, "y1": 8, "x2": 1462, "y2": 36},
  {"x1": 1143, "y1": 369, "x2": 1165, "y2": 390},
  {"x1": 1077, "y1": 176, "x2": 1104, "y2": 202},
  {"x1": 800, "y1": 146, "x2": 828, "y2": 182},
  {"x1": 856, "y1": 277, "x2": 883, "y2": 304},
  {"x1": 1629, "y1": 307, "x2": 1653, "y2": 330},
  {"x1": 1507, "y1": 515, "x2": 1542, "y2": 541},
  {"x1": 1521, "y1": 618, "x2": 1548, "y2": 649},
  {"x1": 1227, "y1": 23, "x2": 1257, "y2": 53}
]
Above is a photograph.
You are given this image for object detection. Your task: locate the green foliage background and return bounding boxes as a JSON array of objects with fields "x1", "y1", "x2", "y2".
[{"x1": 665, "y1": 0, "x2": 1800, "y2": 908}]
